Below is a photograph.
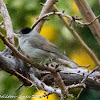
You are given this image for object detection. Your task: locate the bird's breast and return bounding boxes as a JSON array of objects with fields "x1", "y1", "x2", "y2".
[{"x1": 20, "y1": 40, "x2": 55, "y2": 61}]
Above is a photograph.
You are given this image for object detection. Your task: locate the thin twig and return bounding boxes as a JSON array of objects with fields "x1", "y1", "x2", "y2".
[
  {"x1": 32, "y1": 12, "x2": 72, "y2": 29},
  {"x1": 68, "y1": 83, "x2": 85, "y2": 89},
  {"x1": 81, "y1": 66, "x2": 100, "y2": 83},
  {"x1": 15, "y1": 84, "x2": 24, "y2": 92},
  {"x1": 13, "y1": 69, "x2": 39, "y2": 92},
  {"x1": 76, "y1": 15, "x2": 100, "y2": 25},
  {"x1": 32, "y1": 12, "x2": 100, "y2": 29},
  {"x1": 76, "y1": 88, "x2": 83, "y2": 99}
]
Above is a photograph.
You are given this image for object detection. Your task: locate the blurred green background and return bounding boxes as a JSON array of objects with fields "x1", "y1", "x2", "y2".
[{"x1": 0, "y1": 0, "x2": 100, "y2": 100}]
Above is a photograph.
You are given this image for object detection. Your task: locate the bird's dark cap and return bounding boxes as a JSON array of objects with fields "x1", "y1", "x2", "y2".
[{"x1": 20, "y1": 27, "x2": 32, "y2": 34}]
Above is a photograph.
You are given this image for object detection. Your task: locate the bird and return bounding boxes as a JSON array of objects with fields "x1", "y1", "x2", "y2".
[{"x1": 15, "y1": 27, "x2": 78, "y2": 68}]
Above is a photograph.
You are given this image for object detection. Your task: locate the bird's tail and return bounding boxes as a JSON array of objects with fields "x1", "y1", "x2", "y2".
[{"x1": 56, "y1": 52, "x2": 78, "y2": 68}]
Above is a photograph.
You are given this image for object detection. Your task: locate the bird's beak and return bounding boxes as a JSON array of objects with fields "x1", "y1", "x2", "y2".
[
  {"x1": 14, "y1": 29, "x2": 21, "y2": 38},
  {"x1": 14, "y1": 33, "x2": 21, "y2": 38}
]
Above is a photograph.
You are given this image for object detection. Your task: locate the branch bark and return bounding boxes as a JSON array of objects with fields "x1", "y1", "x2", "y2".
[{"x1": 42, "y1": 68, "x2": 100, "y2": 90}]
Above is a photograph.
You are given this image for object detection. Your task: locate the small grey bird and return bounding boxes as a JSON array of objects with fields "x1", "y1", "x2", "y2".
[{"x1": 15, "y1": 27, "x2": 78, "y2": 68}]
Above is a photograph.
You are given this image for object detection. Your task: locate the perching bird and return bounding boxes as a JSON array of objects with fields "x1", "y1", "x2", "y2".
[{"x1": 15, "y1": 27, "x2": 78, "y2": 68}]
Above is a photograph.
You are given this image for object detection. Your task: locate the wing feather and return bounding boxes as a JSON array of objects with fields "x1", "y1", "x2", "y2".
[{"x1": 29, "y1": 34, "x2": 59, "y2": 53}]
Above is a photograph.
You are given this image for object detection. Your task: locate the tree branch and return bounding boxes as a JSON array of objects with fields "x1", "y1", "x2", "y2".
[
  {"x1": 42, "y1": 67, "x2": 100, "y2": 90},
  {"x1": 0, "y1": 54, "x2": 62, "y2": 96},
  {"x1": 0, "y1": 0, "x2": 14, "y2": 44},
  {"x1": 32, "y1": 12, "x2": 100, "y2": 29},
  {"x1": 33, "y1": 0, "x2": 58, "y2": 33},
  {"x1": 30, "y1": 74, "x2": 61, "y2": 96},
  {"x1": 0, "y1": 54, "x2": 100, "y2": 90},
  {"x1": 74, "y1": 0, "x2": 100, "y2": 45}
]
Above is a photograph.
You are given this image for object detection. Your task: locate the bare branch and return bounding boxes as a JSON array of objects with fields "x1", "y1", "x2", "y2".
[
  {"x1": 43, "y1": 67, "x2": 100, "y2": 90},
  {"x1": 76, "y1": 88, "x2": 83, "y2": 99},
  {"x1": 33, "y1": 0, "x2": 58, "y2": 33},
  {"x1": 32, "y1": 12, "x2": 100, "y2": 29},
  {"x1": 68, "y1": 83, "x2": 85, "y2": 89},
  {"x1": 30, "y1": 74, "x2": 61, "y2": 96},
  {"x1": 32, "y1": 12, "x2": 72, "y2": 29},
  {"x1": 0, "y1": 54, "x2": 62, "y2": 96},
  {"x1": 74, "y1": 0, "x2": 100, "y2": 45},
  {"x1": 76, "y1": 15, "x2": 100, "y2": 25},
  {"x1": 53, "y1": 72, "x2": 68, "y2": 99},
  {"x1": 0, "y1": 0, "x2": 14, "y2": 44}
]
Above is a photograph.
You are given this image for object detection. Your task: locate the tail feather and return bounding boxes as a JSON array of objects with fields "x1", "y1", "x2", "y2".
[{"x1": 56, "y1": 52, "x2": 78, "y2": 68}]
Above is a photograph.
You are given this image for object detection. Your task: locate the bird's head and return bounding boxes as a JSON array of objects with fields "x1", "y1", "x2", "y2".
[
  {"x1": 14, "y1": 27, "x2": 32, "y2": 38},
  {"x1": 20, "y1": 27, "x2": 32, "y2": 34}
]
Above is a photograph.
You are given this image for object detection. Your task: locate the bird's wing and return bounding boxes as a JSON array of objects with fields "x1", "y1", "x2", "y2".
[
  {"x1": 29, "y1": 34, "x2": 59, "y2": 53},
  {"x1": 28, "y1": 34, "x2": 78, "y2": 68}
]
